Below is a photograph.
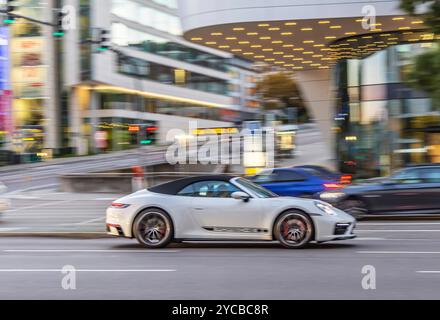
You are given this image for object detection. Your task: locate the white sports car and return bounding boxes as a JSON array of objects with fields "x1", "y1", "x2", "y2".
[{"x1": 106, "y1": 175, "x2": 356, "y2": 249}]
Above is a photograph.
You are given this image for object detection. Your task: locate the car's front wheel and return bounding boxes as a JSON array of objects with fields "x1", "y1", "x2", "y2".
[
  {"x1": 133, "y1": 209, "x2": 173, "y2": 248},
  {"x1": 274, "y1": 210, "x2": 314, "y2": 249}
]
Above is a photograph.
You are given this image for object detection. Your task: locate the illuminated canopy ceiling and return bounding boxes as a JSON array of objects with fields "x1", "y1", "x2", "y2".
[{"x1": 184, "y1": 16, "x2": 437, "y2": 71}]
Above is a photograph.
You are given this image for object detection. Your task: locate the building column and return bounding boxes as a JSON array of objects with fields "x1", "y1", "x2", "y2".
[
  {"x1": 43, "y1": 0, "x2": 60, "y2": 152},
  {"x1": 295, "y1": 69, "x2": 337, "y2": 165},
  {"x1": 69, "y1": 86, "x2": 89, "y2": 155}
]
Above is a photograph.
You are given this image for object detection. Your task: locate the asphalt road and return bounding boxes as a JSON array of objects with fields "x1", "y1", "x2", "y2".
[{"x1": 1, "y1": 220, "x2": 440, "y2": 299}]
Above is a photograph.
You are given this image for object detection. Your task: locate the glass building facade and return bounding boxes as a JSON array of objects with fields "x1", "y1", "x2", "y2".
[{"x1": 335, "y1": 42, "x2": 439, "y2": 178}]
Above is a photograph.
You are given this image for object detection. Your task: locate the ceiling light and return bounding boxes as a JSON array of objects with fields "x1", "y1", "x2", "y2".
[
  {"x1": 319, "y1": 21, "x2": 331, "y2": 24},
  {"x1": 325, "y1": 36, "x2": 337, "y2": 39},
  {"x1": 412, "y1": 20, "x2": 424, "y2": 24},
  {"x1": 293, "y1": 48, "x2": 304, "y2": 51},
  {"x1": 303, "y1": 40, "x2": 315, "y2": 44},
  {"x1": 268, "y1": 27, "x2": 280, "y2": 31},
  {"x1": 301, "y1": 28, "x2": 313, "y2": 31},
  {"x1": 392, "y1": 17, "x2": 405, "y2": 21},
  {"x1": 219, "y1": 45, "x2": 230, "y2": 49},
  {"x1": 226, "y1": 37, "x2": 237, "y2": 40},
  {"x1": 272, "y1": 40, "x2": 283, "y2": 44},
  {"x1": 283, "y1": 44, "x2": 294, "y2": 48},
  {"x1": 238, "y1": 41, "x2": 250, "y2": 44},
  {"x1": 247, "y1": 32, "x2": 259, "y2": 36},
  {"x1": 260, "y1": 36, "x2": 271, "y2": 40},
  {"x1": 399, "y1": 26, "x2": 411, "y2": 30},
  {"x1": 206, "y1": 42, "x2": 217, "y2": 45},
  {"x1": 251, "y1": 45, "x2": 262, "y2": 48},
  {"x1": 285, "y1": 22, "x2": 297, "y2": 26},
  {"x1": 233, "y1": 27, "x2": 245, "y2": 31},
  {"x1": 258, "y1": 23, "x2": 270, "y2": 27},
  {"x1": 231, "y1": 49, "x2": 242, "y2": 52},
  {"x1": 191, "y1": 38, "x2": 203, "y2": 41},
  {"x1": 281, "y1": 32, "x2": 293, "y2": 36},
  {"x1": 211, "y1": 32, "x2": 223, "y2": 36}
]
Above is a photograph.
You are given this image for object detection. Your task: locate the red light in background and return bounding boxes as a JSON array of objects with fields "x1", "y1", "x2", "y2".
[
  {"x1": 323, "y1": 183, "x2": 344, "y2": 190},
  {"x1": 146, "y1": 126, "x2": 158, "y2": 132}
]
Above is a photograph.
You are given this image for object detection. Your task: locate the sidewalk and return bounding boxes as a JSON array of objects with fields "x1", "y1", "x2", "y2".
[
  {"x1": 0, "y1": 188, "x2": 123, "y2": 237},
  {"x1": 0, "y1": 145, "x2": 168, "y2": 174}
]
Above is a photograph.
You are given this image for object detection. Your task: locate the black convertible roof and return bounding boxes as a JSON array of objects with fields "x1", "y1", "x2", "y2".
[{"x1": 148, "y1": 175, "x2": 236, "y2": 195}]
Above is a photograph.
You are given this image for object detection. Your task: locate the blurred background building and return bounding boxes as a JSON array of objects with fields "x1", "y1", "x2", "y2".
[
  {"x1": 0, "y1": 0, "x2": 439, "y2": 179},
  {"x1": 177, "y1": 0, "x2": 439, "y2": 177},
  {"x1": 63, "y1": 0, "x2": 261, "y2": 155}
]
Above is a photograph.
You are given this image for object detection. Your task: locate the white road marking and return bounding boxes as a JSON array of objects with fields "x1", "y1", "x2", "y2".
[
  {"x1": 4, "y1": 249, "x2": 179, "y2": 253},
  {"x1": 417, "y1": 271, "x2": 440, "y2": 274},
  {"x1": 359, "y1": 251, "x2": 440, "y2": 255},
  {"x1": 357, "y1": 230, "x2": 440, "y2": 233},
  {"x1": 360, "y1": 223, "x2": 440, "y2": 226},
  {"x1": 0, "y1": 269, "x2": 176, "y2": 273}
]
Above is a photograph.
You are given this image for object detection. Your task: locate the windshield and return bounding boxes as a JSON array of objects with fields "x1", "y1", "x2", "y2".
[{"x1": 236, "y1": 178, "x2": 279, "y2": 198}]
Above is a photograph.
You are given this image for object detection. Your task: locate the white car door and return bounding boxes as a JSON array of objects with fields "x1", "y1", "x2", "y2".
[{"x1": 185, "y1": 180, "x2": 267, "y2": 239}]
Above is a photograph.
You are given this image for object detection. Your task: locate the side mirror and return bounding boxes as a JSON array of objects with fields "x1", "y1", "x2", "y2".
[{"x1": 232, "y1": 192, "x2": 251, "y2": 202}]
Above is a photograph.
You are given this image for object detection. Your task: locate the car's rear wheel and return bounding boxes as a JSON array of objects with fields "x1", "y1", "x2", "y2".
[
  {"x1": 274, "y1": 210, "x2": 314, "y2": 249},
  {"x1": 133, "y1": 209, "x2": 173, "y2": 248},
  {"x1": 339, "y1": 199, "x2": 368, "y2": 220}
]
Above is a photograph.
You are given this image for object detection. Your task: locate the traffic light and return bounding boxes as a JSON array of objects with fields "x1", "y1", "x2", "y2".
[
  {"x1": 3, "y1": 0, "x2": 16, "y2": 24},
  {"x1": 97, "y1": 29, "x2": 111, "y2": 52},
  {"x1": 53, "y1": 9, "x2": 67, "y2": 37},
  {"x1": 142, "y1": 126, "x2": 158, "y2": 145}
]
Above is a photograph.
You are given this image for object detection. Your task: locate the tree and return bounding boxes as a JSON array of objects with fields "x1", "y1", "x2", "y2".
[
  {"x1": 256, "y1": 72, "x2": 308, "y2": 123},
  {"x1": 401, "y1": 0, "x2": 440, "y2": 107},
  {"x1": 400, "y1": 0, "x2": 440, "y2": 34}
]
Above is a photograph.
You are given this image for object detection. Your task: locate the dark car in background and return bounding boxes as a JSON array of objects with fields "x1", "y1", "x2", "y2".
[
  {"x1": 251, "y1": 168, "x2": 344, "y2": 198},
  {"x1": 317, "y1": 165, "x2": 440, "y2": 219}
]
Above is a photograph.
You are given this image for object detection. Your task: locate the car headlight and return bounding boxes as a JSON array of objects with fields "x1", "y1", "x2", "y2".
[
  {"x1": 315, "y1": 201, "x2": 338, "y2": 216},
  {"x1": 319, "y1": 192, "x2": 346, "y2": 202}
]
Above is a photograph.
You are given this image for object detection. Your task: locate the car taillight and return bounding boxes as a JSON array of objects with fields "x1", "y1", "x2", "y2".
[
  {"x1": 111, "y1": 203, "x2": 130, "y2": 209},
  {"x1": 340, "y1": 175, "x2": 353, "y2": 184},
  {"x1": 323, "y1": 183, "x2": 344, "y2": 190}
]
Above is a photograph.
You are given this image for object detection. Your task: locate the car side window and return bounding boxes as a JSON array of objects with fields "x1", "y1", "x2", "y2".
[
  {"x1": 178, "y1": 181, "x2": 240, "y2": 198},
  {"x1": 274, "y1": 171, "x2": 307, "y2": 182},
  {"x1": 178, "y1": 184, "x2": 195, "y2": 197},
  {"x1": 419, "y1": 168, "x2": 440, "y2": 183},
  {"x1": 253, "y1": 170, "x2": 306, "y2": 183},
  {"x1": 392, "y1": 169, "x2": 422, "y2": 184}
]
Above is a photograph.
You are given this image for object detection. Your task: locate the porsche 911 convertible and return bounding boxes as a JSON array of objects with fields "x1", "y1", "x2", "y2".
[{"x1": 106, "y1": 175, "x2": 356, "y2": 249}]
